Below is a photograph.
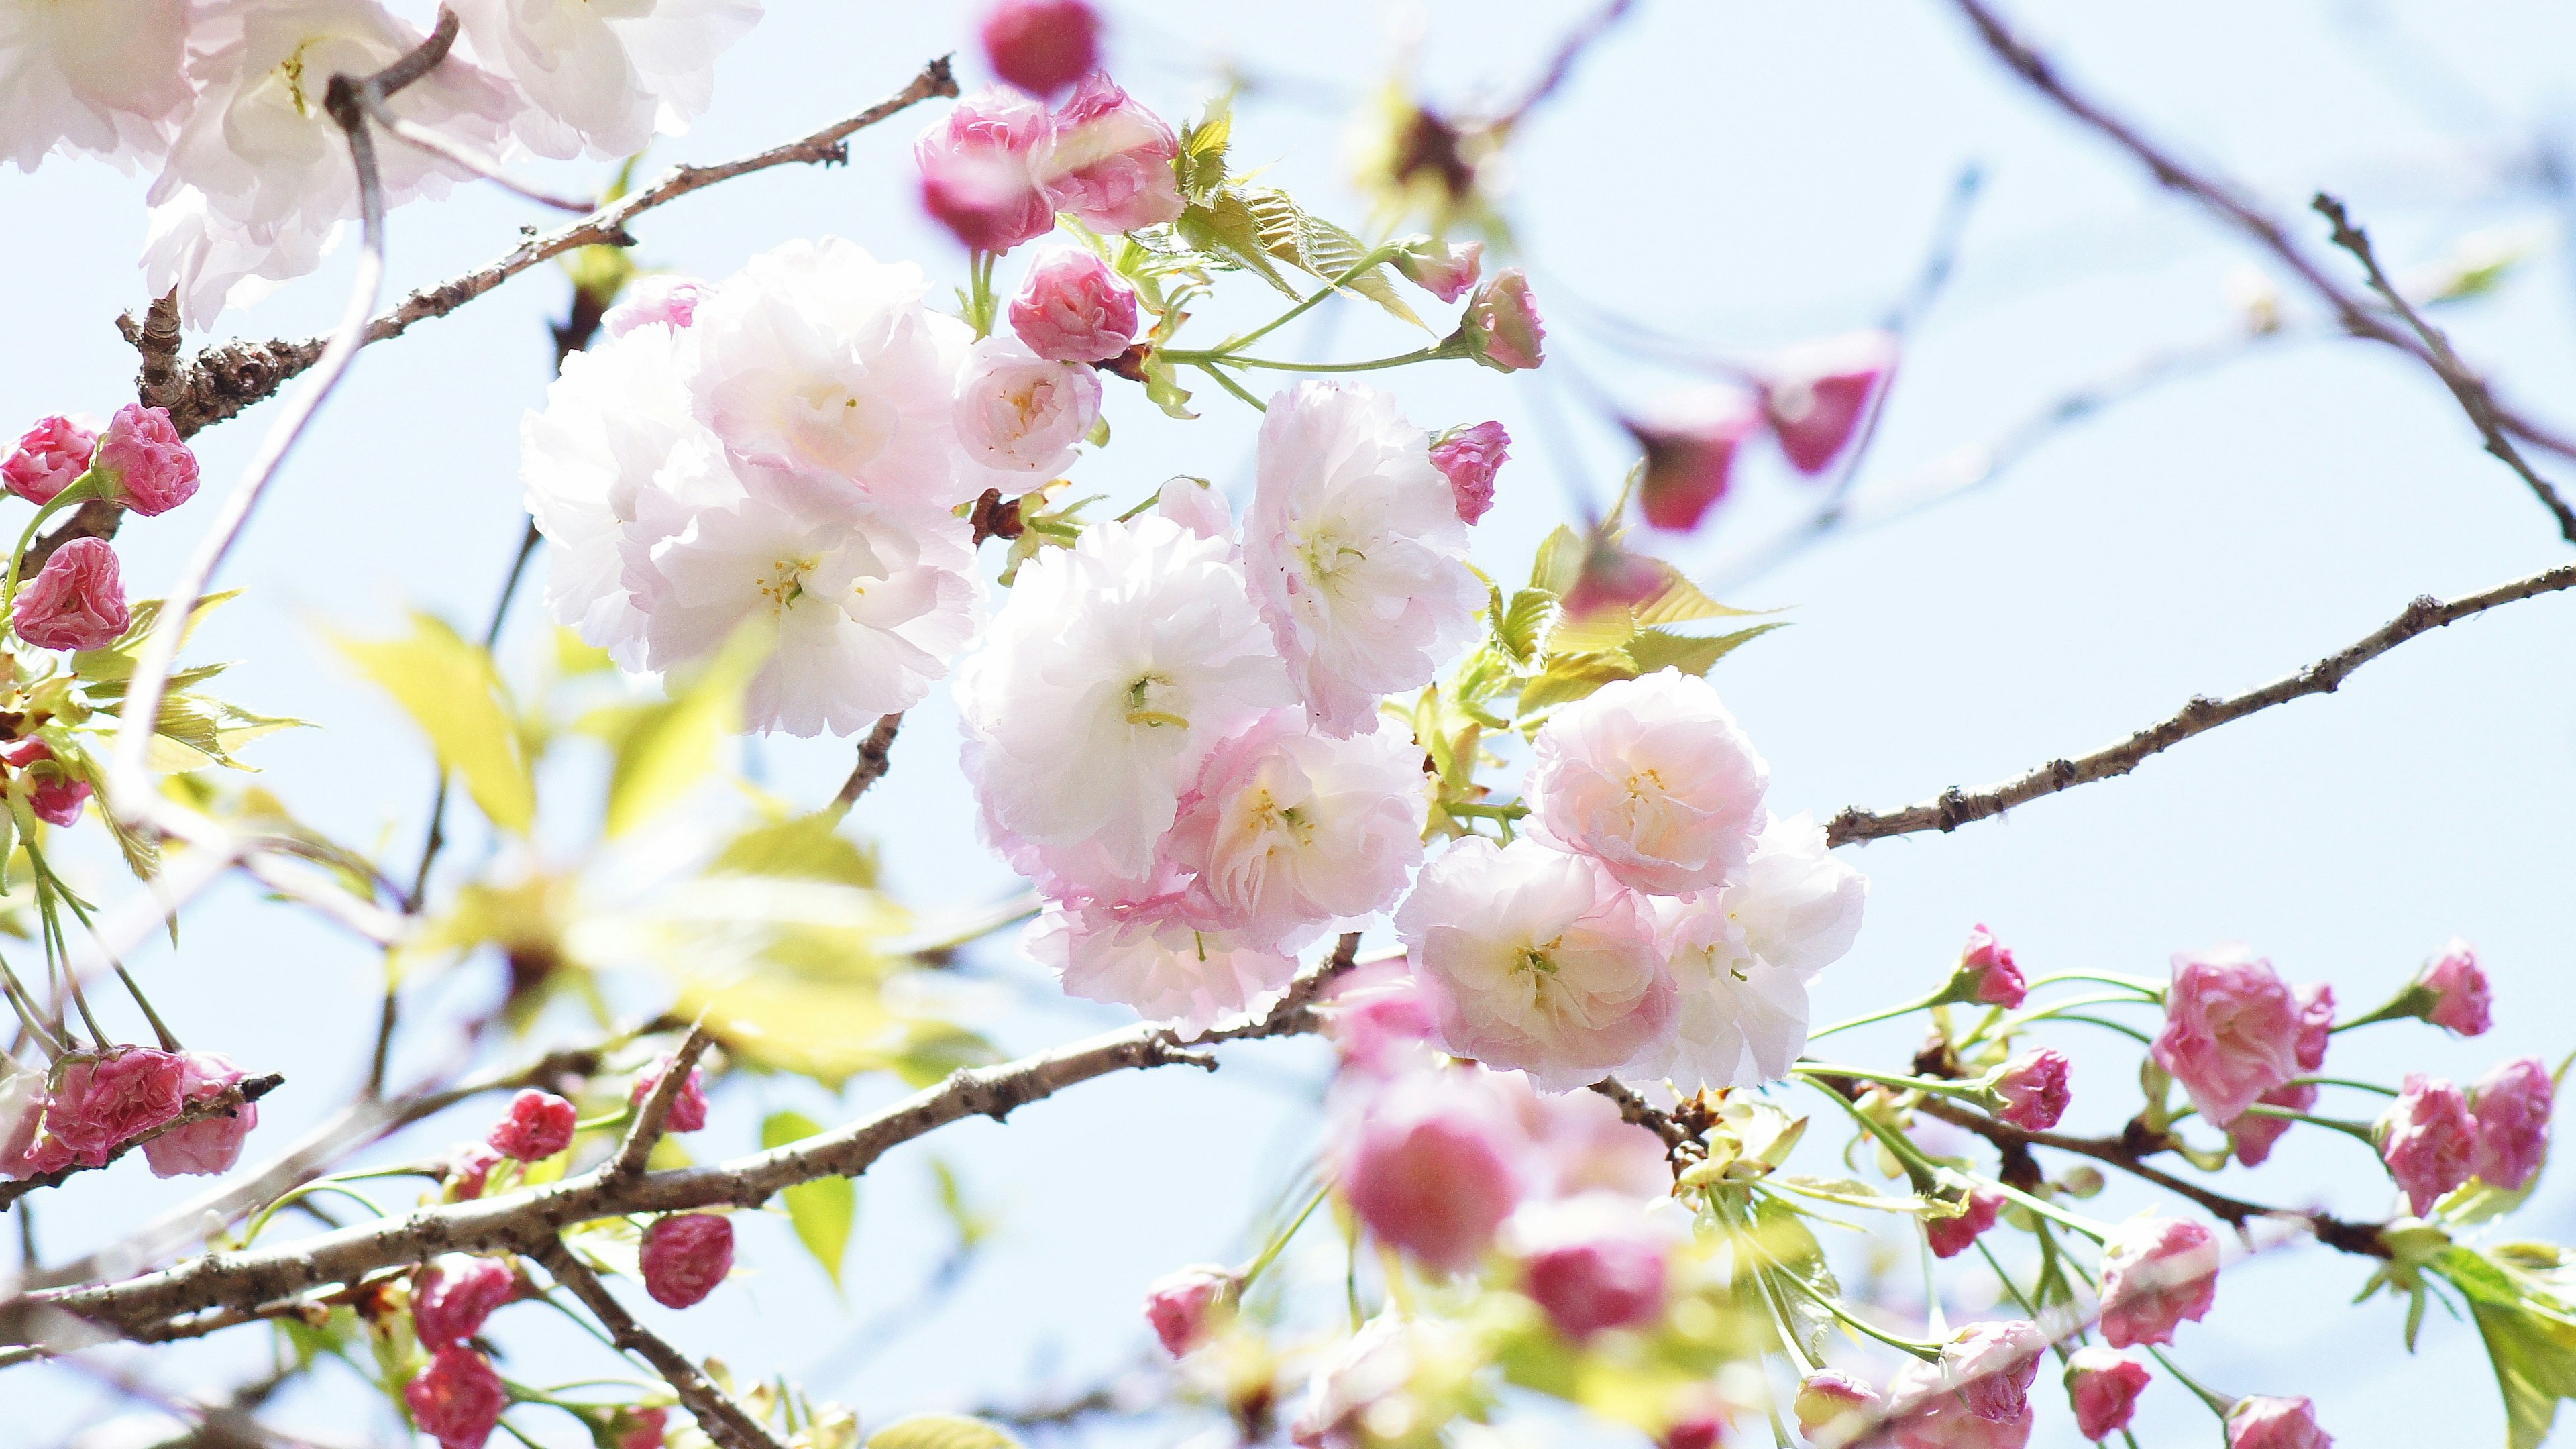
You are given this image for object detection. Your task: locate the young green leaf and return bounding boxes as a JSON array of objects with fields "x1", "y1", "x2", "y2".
[
  {"x1": 868, "y1": 1416, "x2": 1021, "y2": 1449},
  {"x1": 335, "y1": 612, "x2": 535, "y2": 834},
  {"x1": 604, "y1": 624, "x2": 769, "y2": 837},
  {"x1": 761, "y1": 1110, "x2": 857, "y2": 1290}
]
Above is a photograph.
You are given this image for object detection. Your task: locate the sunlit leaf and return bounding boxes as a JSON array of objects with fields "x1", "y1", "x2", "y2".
[
  {"x1": 1625, "y1": 623, "x2": 1784, "y2": 678},
  {"x1": 867, "y1": 1415, "x2": 1020, "y2": 1449},
  {"x1": 604, "y1": 625, "x2": 769, "y2": 837},
  {"x1": 712, "y1": 812, "x2": 879, "y2": 890},
  {"x1": 1515, "y1": 651, "x2": 1635, "y2": 715},
  {"x1": 1493, "y1": 588, "x2": 1558, "y2": 665},
  {"x1": 761, "y1": 1110, "x2": 856, "y2": 1290},
  {"x1": 335, "y1": 612, "x2": 535, "y2": 834},
  {"x1": 1240, "y1": 186, "x2": 1426, "y2": 329}
]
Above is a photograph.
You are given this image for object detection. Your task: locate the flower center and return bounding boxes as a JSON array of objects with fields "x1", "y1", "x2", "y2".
[
  {"x1": 1126, "y1": 672, "x2": 1187, "y2": 729},
  {"x1": 754, "y1": 555, "x2": 821, "y2": 613},
  {"x1": 784, "y1": 380, "x2": 897, "y2": 476}
]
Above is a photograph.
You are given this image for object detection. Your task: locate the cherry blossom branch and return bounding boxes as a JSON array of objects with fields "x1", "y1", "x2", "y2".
[
  {"x1": 829, "y1": 714, "x2": 904, "y2": 814},
  {"x1": 1825, "y1": 558, "x2": 2576, "y2": 845},
  {"x1": 1943, "y1": 0, "x2": 2576, "y2": 535},
  {"x1": 537, "y1": 1243, "x2": 784, "y2": 1449},
  {"x1": 0, "y1": 1074, "x2": 282, "y2": 1210},
  {"x1": 5, "y1": 940, "x2": 1366, "y2": 1347},
  {"x1": 610, "y1": 1026, "x2": 711, "y2": 1177}
]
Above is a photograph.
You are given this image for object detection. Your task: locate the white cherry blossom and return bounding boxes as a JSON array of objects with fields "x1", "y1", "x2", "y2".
[
  {"x1": 1526, "y1": 668, "x2": 1769, "y2": 896},
  {"x1": 451, "y1": 0, "x2": 760, "y2": 161},
  {"x1": 1024, "y1": 900, "x2": 1297, "y2": 1035},
  {"x1": 0, "y1": 0, "x2": 194, "y2": 172}
]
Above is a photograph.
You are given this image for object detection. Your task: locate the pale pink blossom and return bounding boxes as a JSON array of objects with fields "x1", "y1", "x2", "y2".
[
  {"x1": 2471, "y1": 1055, "x2": 2553, "y2": 1191},
  {"x1": 2228, "y1": 1396, "x2": 2332, "y2": 1449},
  {"x1": 1761, "y1": 330, "x2": 1895, "y2": 475},
  {"x1": 1485, "y1": 1067, "x2": 1671, "y2": 1203},
  {"x1": 1024, "y1": 901, "x2": 1297, "y2": 1034},
  {"x1": 1428, "y1": 420, "x2": 1507, "y2": 525},
  {"x1": 1794, "y1": 1372, "x2": 1881, "y2": 1446},
  {"x1": 1947, "y1": 924, "x2": 2025, "y2": 1008},
  {"x1": 1941, "y1": 1320, "x2": 2046, "y2": 1423},
  {"x1": 1927, "y1": 1186, "x2": 2003, "y2": 1260},
  {"x1": 2097, "y1": 1215, "x2": 2218, "y2": 1348},
  {"x1": 444, "y1": 1142, "x2": 503, "y2": 1200},
  {"x1": 1631, "y1": 386, "x2": 1761, "y2": 533},
  {"x1": 1340, "y1": 1069, "x2": 1524, "y2": 1271},
  {"x1": 1009, "y1": 248, "x2": 1139, "y2": 362},
  {"x1": 2065, "y1": 1348, "x2": 2150, "y2": 1442},
  {"x1": 2418, "y1": 938, "x2": 2491, "y2": 1036},
  {"x1": 0, "y1": 1055, "x2": 47, "y2": 1178},
  {"x1": 1395, "y1": 237, "x2": 1483, "y2": 303},
  {"x1": 407, "y1": 1345, "x2": 506, "y2": 1449},
  {"x1": 1527, "y1": 668, "x2": 1769, "y2": 896},
  {"x1": 1886, "y1": 1354, "x2": 2033, "y2": 1449},
  {"x1": 2380, "y1": 1073, "x2": 2477, "y2": 1215},
  {"x1": 954, "y1": 334, "x2": 1102, "y2": 475},
  {"x1": 1394, "y1": 837, "x2": 1674, "y2": 1092},
  {"x1": 2294, "y1": 982, "x2": 2334, "y2": 1071},
  {"x1": 2152, "y1": 944, "x2": 2302, "y2": 1126},
  {"x1": 487, "y1": 1089, "x2": 576, "y2": 1161},
  {"x1": 1992, "y1": 1048, "x2": 2070, "y2": 1130},
  {"x1": 1290, "y1": 1313, "x2": 1449, "y2": 1449},
  {"x1": 413, "y1": 1255, "x2": 518, "y2": 1347},
  {"x1": 1460, "y1": 269, "x2": 1545, "y2": 372},
  {"x1": 48, "y1": 1046, "x2": 186, "y2": 1163},
  {"x1": 1320, "y1": 959, "x2": 1438, "y2": 1077},
  {"x1": 1152, "y1": 475, "x2": 1231, "y2": 539},
  {"x1": 602, "y1": 275, "x2": 707, "y2": 337},
  {"x1": 15, "y1": 537, "x2": 131, "y2": 652},
  {"x1": 4, "y1": 415, "x2": 99, "y2": 504},
  {"x1": 0, "y1": 0, "x2": 192, "y2": 172},
  {"x1": 916, "y1": 85, "x2": 1055, "y2": 253},
  {"x1": 451, "y1": 0, "x2": 759, "y2": 161},
  {"x1": 641, "y1": 1212, "x2": 733, "y2": 1308},
  {"x1": 1034, "y1": 72, "x2": 1183, "y2": 233},
  {"x1": 1142, "y1": 1264, "x2": 1232, "y2": 1357},
  {"x1": 1510, "y1": 1194, "x2": 1670, "y2": 1340},
  {"x1": 2229, "y1": 1081, "x2": 2316, "y2": 1167},
  {"x1": 980, "y1": 0, "x2": 1099, "y2": 95},
  {"x1": 1247, "y1": 381, "x2": 1481, "y2": 735},
  {"x1": 92, "y1": 403, "x2": 198, "y2": 515},
  {"x1": 141, "y1": 1051, "x2": 258, "y2": 1177}
]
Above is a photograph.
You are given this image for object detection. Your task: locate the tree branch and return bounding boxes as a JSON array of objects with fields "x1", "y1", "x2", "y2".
[
  {"x1": 537, "y1": 1244, "x2": 784, "y2": 1449},
  {"x1": 611, "y1": 1026, "x2": 711, "y2": 1177},
  {"x1": 830, "y1": 714, "x2": 903, "y2": 813},
  {"x1": 0, "y1": 1075, "x2": 283, "y2": 1210},
  {"x1": 1827, "y1": 559, "x2": 2576, "y2": 845}
]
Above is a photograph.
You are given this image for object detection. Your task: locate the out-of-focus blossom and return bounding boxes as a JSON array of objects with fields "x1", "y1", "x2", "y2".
[
  {"x1": 601, "y1": 275, "x2": 707, "y2": 337},
  {"x1": 1794, "y1": 1371, "x2": 1880, "y2": 1447},
  {"x1": 2097, "y1": 1215, "x2": 2218, "y2": 1348},
  {"x1": 1033, "y1": 72, "x2": 1184, "y2": 233},
  {"x1": 0, "y1": 1055, "x2": 48, "y2": 1178},
  {"x1": 1143, "y1": 1264, "x2": 1233, "y2": 1357},
  {"x1": 916, "y1": 85, "x2": 1055, "y2": 253},
  {"x1": 451, "y1": 0, "x2": 759, "y2": 160},
  {"x1": 1511, "y1": 1194, "x2": 1671, "y2": 1340},
  {"x1": 0, "y1": 0, "x2": 192, "y2": 172},
  {"x1": 1886, "y1": 1354, "x2": 2033, "y2": 1449},
  {"x1": 629, "y1": 1057, "x2": 709, "y2": 1133},
  {"x1": 1395, "y1": 237, "x2": 1483, "y2": 303},
  {"x1": 979, "y1": 0, "x2": 1099, "y2": 97},
  {"x1": 2226, "y1": 1396, "x2": 2332, "y2": 1449},
  {"x1": 406, "y1": 1344, "x2": 507, "y2": 1449},
  {"x1": 1630, "y1": 386, "x2": 1761, "y2": 533},
  {"x1": 2153, "y1": 944, "x2": 2302, "y2": 1127},
  {"x1": 2471, "y1": 1055, "x2": 2553, "y2": 1192},
  {"x1": 412, "y1": 1255, "x2": 517, "y2": 1347},
  {"x1": 1341, "y1": 1070, "x2": 1523, "y2": 1271},
  {"x1": 1760, "y1": 330, "x2": 1895, "y2": 475},
  {"x1": 1526, "y1": 669, "x2": 1768, "y2": 896},
  {"x1": 1940, "y1": 1320, "x2": 2046, "y2": 1422},
  {"x1": 1428, "y1": 420, "x2": 1508, "y2": 525},
  {"x1": 1024, "y1": 902, "x2": 1296, "y2": 1036}
]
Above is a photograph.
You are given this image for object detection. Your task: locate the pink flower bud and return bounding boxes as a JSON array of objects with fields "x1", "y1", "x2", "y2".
[
  {"x1": 1945, "y1": 924, "x2": 2026, "y2": 1008},
  {"x1": 1992, "y1": 1048, "x2": 2070, "y2": 1130},
  {"x1": 1034, "y1": 73, "x2": 1185, "y2": 234},
  {"x1": 1008, "y1": 248, "x2": 1138, "y2": 362},
  {"x1": 2065, "y1": 1348, "x2": 2150, "y2": 1441},
  {"x1": 1, "y1": 737, "x2": 93, "y2": 826},
  {"x1": 2471, "y1": 1055, "x2": 2553, "y2": 1192},
  {"x1": 917, "y1": 87, "x2": 1057, "y2": 254},
  {"x1": 4, "y1": 415, "x2": 98, "y2": 504},
  {"x1": 1560, "y1": 535, "x2": 1667, "y2": 621},
  {"x1": 140, "y1": 1050, "x2": 256, "y2": 1177},
  {"x1": 1940, "y1": 1320, "x2": 2045, "y2": 1423},
  {"x1": 2228, "y1": 1081, "x2": 2316, "y2": 1167},
  {"x1": 1142, "y1": 1263, "x2": 1233, "y2": 1357},
  {"x1": 47, "y1": 1046, "x2": 187, "y2": 1161},
  {"x1": 405, "y1": 1344, "x2": 506, "y2": 1449},
  {"x1": 1927, "y1": 1185, "x2": 2004, "y2": 1260},
  {"x1": 1660, "y1": 1417, "x2": 1725, "y2": 1449},
  {"x1": 1341, "y1": 1074, "x2": 1523, "y2": 1272},
  {"x1": 1396, "y1": 237, "x2": 1483, "y2": 303},
  {"x1": 2294, "y1": 982, "x2": 2334, "y2": 1072},
  {"x1": 1630, "y1": 388, "x2": 1760, "y2": 533},
  {"x1": 613, "y1": 1408, "x2": 669, "y2": 1449},
  {"x1": 2153, "y1": 944, "x2": 2302, "y2": 1127},
  {"x1": 1517, "y1": 1205, "x2": 1670, "y2": 1341},
  {"x1": 2227, "y1": 1395, "x2": 2332, "y2": 1449},
  {"x1": 91, "y1": 403, "x2": 199, "y2": 515},
  {"x1": 445, "y1": 1141, "x2": 503, "y2": 1201},
  {"x1": 413, "y1": 1255, "x2": 518, "y2": 1347},
  {"x1": 486, "y1": 1089, "x2": 577, "y2": 1162},
  {"x1": 629, "y1": 1057, "x2": 708, "y2": 1133},
  {"x1": 2097, "y1": 1215, "x2": 2218, "y2": 1348},
  {"x1": 640, "y1": 1212, "x2": 734, "y2": 1309},
  {"x1": 2379, "y1": 1072, "x2": 2477, "y2": 1215},
  {"x1": 14, "y1": 537, "x2": 129, "y2": 652},
  {"x1": 1760, "y1": 331, "x2": 1895, "y2": 476},
  {"x1": 1459, "y1": 269, "x2": 1545, "y2": 372},
  {"x1": 602, "y1": 276, "x2": 705, "y2": 337},
  {"x1": 2416, "y1": 938, "x2": 2491, "y2": 1036},
  {"x1": 1429, "y1": 421, "x2": 1509, "y2": 525},
  {"x1": 1792, "y1": 1371, "x2": 1879, "y2": 1444},
  {"x1": 980, "y1": 0, "x2": 1100, "y2": 96}
]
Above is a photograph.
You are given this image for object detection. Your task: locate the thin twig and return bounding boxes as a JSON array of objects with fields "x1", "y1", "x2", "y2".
[
  {"x1": 830, "y1": 715, "x2": 903, "y2": 813},
  {"x1": 1826, "y1": 559, "x2": 2576, "y2": 845},
  {"x1": 1502, "y1": 0, "x2": 1639, "y2": 125},
  {"x1": 537, "y1": 1244, "x2": 784, "y2": 1449},
  {"x1": 0, "y1": 1075, "x2": 283, "y2": 1210},
  {"x1": 612, "y1": 1026, "x2": 712, "y2": 1177}
]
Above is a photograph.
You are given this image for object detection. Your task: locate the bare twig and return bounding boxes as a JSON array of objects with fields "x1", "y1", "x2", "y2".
[
  {"x1": 612, "y1": 1026, "x2": 712, "y2": 1177},
  {"x1": 1502, "y1": 0, "x2": 1640, "y2": 125},
  {"x1": 0, "y1": 1075, "x2": 283, "y2": 1210},
  {"x1": 1826, "y1": 559, "x2": 2576, "y2": 845},
  {"x1": 539, "y1": 1244, "x2": 784, "y2": 1449},
  {"x1": 829, "y1": 714, "x2": 903, "y2": 813},
  {"x1": 349, "y1": 87, "x2": 592, "y2": 213}
]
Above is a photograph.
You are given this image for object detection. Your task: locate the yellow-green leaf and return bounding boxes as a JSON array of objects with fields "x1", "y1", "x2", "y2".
[
  {"x1": 1493, "y1": 588, "x2": 1557, "y2": 665},
  {"x1": 604, "y1": 625, "x2": 769, "y2": 837},
  {"x1": 1625, "y1": 623, "x2": 1784, "y2": 678},
  {"x1": 761, "y1": 1110, "x2": 855, "y2": 1289},
  {"x1": 712, "y1": 813, "x2": 878, "y2": 890},
  {"x1": 1515, "y1": 651, "x2": 1635, "y2": 716},
  {"x1": 868, "y1": 1417, "x2": 1020, "y2": 1449},
  {"x1": 335, "y1": 612, "x2": 535, "y2": 834},
  {"x1": 1529, "y1": 525, "x2": 1587, "y2": 597}
]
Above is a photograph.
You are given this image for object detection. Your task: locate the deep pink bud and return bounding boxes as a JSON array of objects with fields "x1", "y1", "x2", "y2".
[
  {"x1": 2153, "y1": 943, "x2": 2302, "y2": 1127},
  {"x1": 2097, "y1": 1215, "x2": 2218, "y2": 1348},
  {"x1": 2471, "y1": 1055, "x2": 2553, "y2": 1191},
  {"x1": 2294, "y1": 982, "x2": 2334, "y2": 1072},
  {"x1": 2380, "y1": 1073, "x2": 2477, "y2": 1216},
  {"x1": 1660, "y1": 1417, "x2": 1725, "y2": 1449},
  {"x1": 4, "y1": 415, "x2": 98, "y2": 504},
  {"x1": 1008, "y1": 249, "x2": 1138, "y2": 362},
  {"x1": 1342, "y1": 1076, "x2": 1523, "y2": 1272},
  {"x1": 413, "y1": 1255, "x2": 517, "y2": 1348},
  {"x1": 1926, "y1": 1186, "x2": 2004, "y2": 1260},
  {"x1": 2229, "y1": 1081, "x2": 2316, "y2": 1167},
  {"x1": 613, "y1": 1408, "x2": 669, "y2": 1449},
  {"x1": 1993, "y1": 1048, "x2": 2070, "y2": 1130},
  {"x1": 1630, "y1": 388, "x2": 1759, "y2": 533},
  {"x1": 1460, "y1": 269, "x2": 1544, "y2": 372},
  {"x1": 1792, "y1": 1371, "x2": 1880, "y2": 1444},
  {"x1": 2227, "y1": 1395, "x2": 2331, "y2": 1449},
  {"x1": 1430, "y1": 421, "x2": 1509, "y2": 525},
  {"x1": 48, "y1": 1046, "x2": 187, "y2": 1160},
  {"x1": 14, "y1": 537, "x2": 129, "y2": 652},
  {"x1": 91, "y1": 404, "x2": 199, "y2": 515},
  {"x1": 445, "y1": 1141, "x2": 503, "y2": 1200},
  {"x1": 1396, "y1": 237, "x2": 1483, "y2": 303},
  {"x1": 629, "y1": 1057, "x2": 708, "y2": 1134},
  {"x1": 2065, "y1": 1348, "x2": 2151, "y2": 1441},
  {"x1": 486, "y1": 1089, "x2": 577, "y2": 1161},
  {"x1": 140, "y1": 1050, "x2": 256, "y2": 1177},
  {"x1": 405, "y1": 1344, "x2": 507, "y2": 1449},
  {"x1": 1941, "y1": 1320, "x2": 2045, "y2": 1423},
  {"x1": 1142, "y1": 1263, "x2": 1233, "y2": 1357},
  {"x1": 979, "y1": 0, "x2": 1099, "y2": 96},
  {"x1": 917, "y1": 87, "x2": 1056, "y2": 254},
  {"x1": 1520, "y1": 1222, "x2": 1670, "y2": 1341},
  {"x1": 1, "y1": 737, "x2": 92, "y2": 826},
  {"x1": 602, "y1": 276, "x2": 704, "y2": 337},
  {"x1": 1760, "y1": 330, "x2": 1895, "y2": 476},
  {"x1": 640, "y1": 1212, "x2": 734, "y2": 1308},
  {"x1": 2417, "y1": 938, "x2": 2491, "y2": 1036},
  {"x1": 1035, "y1": 72, "x2": 1185, "y2": 234},
  {"x1": 1947, "y1": 924, "x2": 2027, "y2": 1008}
]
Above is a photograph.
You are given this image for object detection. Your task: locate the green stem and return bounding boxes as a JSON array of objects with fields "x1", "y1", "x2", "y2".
[
  {"x1": 2294, "y1": 1075, "x2": 2400, "y2": 1097},
  {"x1": 1800, "y1": 1073, "x2": 1943, "y2": 1195},
  {"x1": 1192, "y1": 360, "x2": 1269, "y2": 412},
  {"x1": 1982, "y1": 1177, "x2": 2108, "y2": 1245},
  {"x1": 2017, "y1": 971, "x2": 2165, "y2": 996},
  {"x1": 2, "y1": 482, "x2": 95, "y2": 614},
  {"x1": 1796, "y1": 1063, "x2": 1992, "y2": 1106},
  {"x1": 0, "y1": 953, "x2": 64, "y2": 1058},
  {"x1": 239, "y1": 1167, "x2": 423, "y2": 1244},
  {"x1": 2145, "y1": 1345, "x2": 2238, "y2": 1419},
  {"x1": 2019, "y1": 1012, "x2": 2155, "y2": 1046},
  {"x1": 2233, "y1": 1103, "x2": 2379, "y2": 1143},
  {"x1": 1765, "y1": 1256, "x2": 1942, "y2": 1357},
  {"x1": 1219, "y1": 245, "x2": 1404, "y2": 354},
  {"x1": 1162, "y1": 345, "x2": 1449, "y2": 374},
  {"x1": 26, "y1": 841, "x2": 147, "y2": 1047},
  {"x1": 1808, "y1": 989, "x2": 1947, "y2": 1042},
  {"x1": 1444, "y1": 801, "x2": 1530, "y2": 821},
  {"x1": 1240, "y1": 1179, "x2": 1332, "y2": 1289}
]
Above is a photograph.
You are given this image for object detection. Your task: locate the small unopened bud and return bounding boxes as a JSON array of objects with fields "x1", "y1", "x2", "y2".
[
  {"x1": 2098, "y1": 1215, "x2": 2218, "y2": 1348},
  {"x1": 91, "y1": 403, "x2": 199, "y2": 515},
  {"x1": 13, "y1": 537, "x2": 129, "y2": 653},
  {"x1": 1758, "y1": 331, "x2": 1894, "y2": 476},
  {"x1": 2226, "y1": 1395, "x2": 2331, "y2": 1449},
  {"x1": 2066, "y1": 1348, "x2": 2151, "y2": 1441},
  {"x1": 1428, "y1": 421, "x2": 1509, "y2": 525},
  {"x1": 1629, "y1": 388, "x2": 1760, "y2": 533},
  {"x1": 0, "y1": 737, "x2": 92, "y2": 827},
  {"x1": 1395, "y1": 237, "x2": 1483, "y2": 303},
  {"x1": 1940, "y1": 923, "x2": 2026, "y2": 1008},
  {"x1": 979, "y1": 0, "x2": 1100, "y2": 97},
  {"x1": 406, "y1": 1344, "x2": 506, "y2": 1449},
  {"x1": 1925, "y1": 1185, "x2": 2003, "y2": 1260},
  {"x1": 1792, "y1": 1371, "x2": 1880, "y2": 1446},
  {"x1": 2416, "y1": 938, "x2": 2491, "y2": 1036},
  {"x1": 1991, "y1": 1047, "x2": 2070, "y2": 1130},
  {"x1": 640, "y1": 1212, "x2": 735, "y2": 1309},
  {"x1": 486, "y1": 1089, "x2": 577, "y2": 1162},
  {"x1": 612, "y1": 1408, "x2": 669, "y2": 1449},
  {"x1": 1142, "y1": 1263, "x2": 1234, "y2": 1357},
  {"x1": 629, "y1": 1057, "x2": 709, "y2": 1134},
  {"x1": 2378, "y1": 1072, "x2": 2477, "y2": 1216},
  {"x1": 3, "y1": 415, "x2": 98, "y2": 504},
  {"x1": 1457, "y1": 269, "x2": 1545, "y2": 372},
  {"x1": 2471, "y1": 1055, "x2": 2553, "y2": 1192},
  {"x1": 413, "y1": 1255, "x2": 517, "y2": 1348},
  {"x1": 1009, "y1": 248, "x2": 1139, "y2": 363}
]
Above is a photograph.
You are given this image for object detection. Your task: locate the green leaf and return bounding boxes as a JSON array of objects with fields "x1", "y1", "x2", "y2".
[
  {"x1": 1174, "y1": 97, "x2": 1233, "y2": 202},
  {"x1": 712, "y1": 813, "x2": 878, "y2": 890},
  {"x1": 1493, "y1": 588, "x2": 1558, "y2": 665},
  {"x1": 1765, "y1": 1175, "x2": 1933, "y2": 1215},
  {"x1": 1175, "y1": 193, "x2": 1299, "y2": 298},
  {"x1": 1625, "y1": 623, "x2": 1786, "y2": 678},
  {"x1": 1515, "y1": 651, "x2": 1636, "y2": 716},
  {"x1": 1529, "y1": 525, "x2": 1587, "y2": 597},
  {"x1": 1627, "y1": 559, "x2": 1762, "y2": 629},
  {"x1": 335, "y1": 612, "x2": 535, "y2": 834},
  {"x1": 868, "y1": 1415, "x2": 1020, "y2": 1449},
  {"x1": 1239, "y1": 186, "x2": 1426, "y2": 329},
  {"x1": 930, "y1": 1156, "x2": 994, "y2": 1250},
  {"x1": 761, "y1": 1110, "x2": 856, "y2": 1289},
  {"x1": 604, "y1": 625, "x2": 769, "y2": 837}
]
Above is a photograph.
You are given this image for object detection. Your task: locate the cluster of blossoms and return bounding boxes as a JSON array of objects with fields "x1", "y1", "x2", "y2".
[
  {"x1": 4, "y1": 0, "x2": 761, "y2": 323},
  {"x1": 0, "y1": 1043, "x2": 256, "y2": 1180}
]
